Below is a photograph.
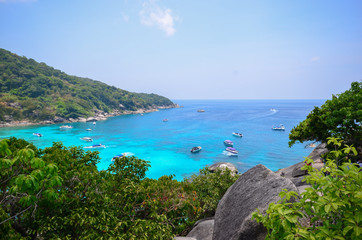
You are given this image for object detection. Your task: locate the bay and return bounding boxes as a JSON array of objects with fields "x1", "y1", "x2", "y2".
[{"x1": 0, "y1": 99, "x2": 324, "y2": 180}]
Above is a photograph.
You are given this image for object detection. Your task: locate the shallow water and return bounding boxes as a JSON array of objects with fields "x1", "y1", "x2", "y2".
[{"x1": 0, "y1": 99, "x2": 324, "y2": 180}]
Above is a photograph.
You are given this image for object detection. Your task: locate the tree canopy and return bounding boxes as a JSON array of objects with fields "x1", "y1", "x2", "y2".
[
  {"x1": 289, "y1": 81, "x2": 362, "y2": 153},
  {"x1": 0, "y1": 48, "x2": 175, "y2": 122},
  {"x1": 0, "y1": 137, "x2": 238, "y2": 239}
]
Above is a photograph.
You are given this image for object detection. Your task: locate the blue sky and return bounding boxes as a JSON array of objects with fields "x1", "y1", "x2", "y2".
[{"x1": 1, "y1": 0, "x2": 361, "y2": 99}]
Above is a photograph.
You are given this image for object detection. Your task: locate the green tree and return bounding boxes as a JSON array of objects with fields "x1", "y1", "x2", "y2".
[
  {"x1": 0, "y1": 138, "x2": 238, "y2": 239},
  {"x1": 252, "y1": 139, "x2": 362, "y2": 240},
  {"x1": 289, "y1": 81, "x2": 362, "y2": 154}
]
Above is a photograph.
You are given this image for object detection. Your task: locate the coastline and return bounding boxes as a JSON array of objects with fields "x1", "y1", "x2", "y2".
[{"x1": 0, "y1": 104, "x2": 179, "y2": 128}]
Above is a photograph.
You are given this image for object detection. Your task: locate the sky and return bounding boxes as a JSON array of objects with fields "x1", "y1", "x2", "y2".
[{"x1": 0, "y1": 0, "x2": 361, "y2": 100}]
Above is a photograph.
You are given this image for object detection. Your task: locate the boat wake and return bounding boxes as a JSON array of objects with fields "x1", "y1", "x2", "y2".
[{"x1": 248, "y1": 109, "x2": 278, "y2": 120}]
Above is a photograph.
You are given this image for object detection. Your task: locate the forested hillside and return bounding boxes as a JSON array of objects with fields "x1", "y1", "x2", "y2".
[{"x1": 0, "y1": 48, "x2": 175, "y2": 122}]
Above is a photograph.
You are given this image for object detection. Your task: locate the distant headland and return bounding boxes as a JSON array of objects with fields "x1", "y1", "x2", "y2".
[{"x1": 0, "y1": 48, "x2": 177, "y2": 128}]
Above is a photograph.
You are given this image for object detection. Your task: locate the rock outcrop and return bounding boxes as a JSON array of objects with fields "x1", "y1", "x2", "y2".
[
  {"x1": 186, "y1": 218, "x2": 214, "y2": 240},
  {"x1": 208, "y1": 162, "x2": 238, "y2": 175},
  {"x1": 213, "y1": 164, "x2": 298, "y2": 240}
]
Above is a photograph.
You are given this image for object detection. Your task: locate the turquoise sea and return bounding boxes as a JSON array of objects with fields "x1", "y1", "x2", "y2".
[{"x1": 0, "y1": 100, "x2": 324, "y2": 180}]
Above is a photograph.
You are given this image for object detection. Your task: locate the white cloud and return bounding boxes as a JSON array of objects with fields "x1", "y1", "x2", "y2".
[
  {"x1": 139, "y1": 0, "x2": 177, "y2": 36},
  {"x1": 311, "y1": 56, "x2": 320, "y2": 62}
]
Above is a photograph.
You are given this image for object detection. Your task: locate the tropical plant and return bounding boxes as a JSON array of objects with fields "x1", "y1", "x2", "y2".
[
  {"x1": 0, "y1": 137, "x2": 238, "y2": 239},
  {"x1": 252, "y1": 138, "x2": 362, "y2": 240},
  {"x1": 288, "y1": 81, "x2": 362, "y2": 154}
]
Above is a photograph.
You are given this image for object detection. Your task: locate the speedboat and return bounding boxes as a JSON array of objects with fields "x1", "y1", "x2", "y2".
[
  {"x1": 112, "y1": 154, "x2": 125, "y2": 161},
  {"x1": 272, "y1": 124, "x2": 285, "y2": 131},
  {"x1": 224, "y1": 140, "x2": 234, "y2": 147},
  {"x1": 112, "y1": 152, "x2": 135, "y2": 161},
  {"x1": 225, "y1": 147, "x2": 238, "y2": 155},
  {"x1": 84, "y1": 144, "x2": 105, "y2": 149},
  {"x1": 60, "y1": 125, "x2": 73, "y2": 129},
  {"x1": 33, "y1": 133, "x2": 42, "y2": 137},
  {"x1": 191, "y1": 146, "x2": 202, "y2": 153},
  {"x1": 232, "y1": 132, "x2": 243, "y2": 137},
  {"x1": 197, "y1": 109, "x2": 205, "y2": 112},
  {"x1": 86, "y1": 128, "x2": 92, "y2": 131},
  {"x1": 80, "y1": 137, "x2": 93, "y2": 142},
  {"x1": 270, "y1": 108, "x2": 277, "y2": 112}
]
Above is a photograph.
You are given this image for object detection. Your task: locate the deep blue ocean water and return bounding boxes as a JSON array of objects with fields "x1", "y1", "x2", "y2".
[{"x1": 0, "y1": 100, "x2": 324, "y2": 180}]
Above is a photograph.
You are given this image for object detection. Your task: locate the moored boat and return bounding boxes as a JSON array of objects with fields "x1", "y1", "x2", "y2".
[
  {"x1": 80, "y1": 137, "x2": 93, "y2": 142},
  {"x1": 191, "y1": 146, "x2": 202, "y2": 153},
  {"x1": 224, "y1": 140, "x2": 234, "y2": 147},
  {"x1": 86, "y1": 128, "x2": 92, "y2": 131},
  {"x1": 163, "y1": 119, "x2": 168, "y2": 122},
  {"x1": 197, "y1": 109, "x2": 205, "y2": 112},
  {"x1": 232, "y1": 132, "x2": 243, "y2": 137},
  {"x1": 84, "y1": 144, "x2": 105, "y2": 149},
  {"x1": 33, "y1": 133, "x2": 42, "y2": 137},
  {"x1": 60, "y1": 125, "x2": 73, "y2": 129},
  {"x1": 111, "y1": 152, "x2": 135, "y2": 161},
  {"x1": 272, "y1": 124, "x2": 285, "y2": 131},
  {"x1": 225, "y1": 147, "x2": 238, "y2": 155}
]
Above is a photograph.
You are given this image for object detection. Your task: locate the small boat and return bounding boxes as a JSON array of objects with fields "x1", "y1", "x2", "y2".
[
  {"x1": 111, "y1": 152, "x2": 135, "y2": 161},
  {"x1": 33, "y1": 133, "x2": 42, "y2": 137},
  {"x1": 60, "y1": 125, "x2": 73, "y2": 129},
  {"x1": 93, "y1": 122, "x2": 96, "y2": 125},
  {"x1": 86, "y1": 128, "x2": 92, "y2": 131},
  {"x1": 80, "y1": 137, "x2": 93, "y2": 142},
  {"x1": 84, "y1": 144, "x2": 106, "y2": 149},
  {"x1": 191, "y1": 146, "x2": 202, "y2": 153},
  {"x1": 112, "y1": 154, "x2": 125, "y2": 161},
  {"x1": 232, "y1": 132, "x2": 243, "y2": 137},
  {"x1": 224, "y1": 140, "x2": 234, "y2": 147},
  {"x1": 225, "y1": 147, "x2": 238, "y2": 155},
  {"x1": 270, "y1": 108, "x2": 277, "y2": 112},
  {"x1": 197, "y1": 109, "x2": 205, "y2": 112},
  {"x1": 272, "y1": 124, "x2": 285, "y2": 131},
  {"x1": 163, "y1": 119, "x2": 169, "y2": 122}
]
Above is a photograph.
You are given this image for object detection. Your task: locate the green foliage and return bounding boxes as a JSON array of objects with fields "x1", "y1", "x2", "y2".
[
  {"x1": 0, "y1": 48, "x2": 175, "y2": 122},
  {"x1": 187, "y1": 167, "x2": 239, "y2": 219},
  {"x1": 0, "y1": 138, "x2": 238, "y2": 239},
  {"x1": 289, "y1": 81, "x2": 362, "y2": 152},
  {"x1": 252, "y1": 138, "x2": 362, "y2": 240}
]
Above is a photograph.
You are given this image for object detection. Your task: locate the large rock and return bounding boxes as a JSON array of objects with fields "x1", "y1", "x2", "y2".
[
  {"x1": 186, "y1": 218, "x2": 214, "y2": 240},
  {"x1": 208, "y1": 162, "x2": 238, "y2": 175},
  {"x1": 213, "y1": 164, "x2": 298, "y2": 240}
]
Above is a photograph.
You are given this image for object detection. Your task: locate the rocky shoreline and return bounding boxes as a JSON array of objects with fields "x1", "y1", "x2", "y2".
[
  {"x1": 176, "y1": 144, "x2": 327, "y2": 240},
  {"x1": 0, "y1": 104, "x2": 179, "y2": 128}
]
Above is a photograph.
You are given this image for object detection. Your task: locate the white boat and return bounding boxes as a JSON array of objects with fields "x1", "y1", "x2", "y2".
[
  {"x1": 60, "y1": 125, "x2": 73, "y2": 129},
  {"x1": 225, "y1": 147, "x2": 238, "y2": 155},
  {"x1": 86, "y1": 128, "x2": 92, "y2": 131},
  {"x1": 191, "y1": 146, "x2": 202, "y2": 153},
  {"x1": 232, "y1": 132, "x2": 243, "y2": 137},
  {"x1": 84, "y1": 144, "x2": 105, "y2": 149},
  {"x1": 80, "y1": 137, "x2": 93, "y2": 142},
  {"x1": 111, "y1": 152, "x2": 135, "y2": 161},
  {"x1": 270, "y1": 108, "x2": 277, "y2": 112},
  {"x1": 224, "y1": 140, "x2": 234, "y2": 147},
  {"x1": 93, "y1": 121, "x2": 96, "y2": 125},
  {"x1": 33, "y1": 133, "x2": 42, "y2": 137},
  {"x1": 272, "y1": 124, "x2": 285, "y2": 131}
]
